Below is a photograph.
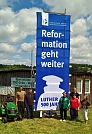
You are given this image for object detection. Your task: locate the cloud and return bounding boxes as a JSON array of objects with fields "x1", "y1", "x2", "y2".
[
  {"x1": 0, "y1": 0, "x2": 92, "y2": 66},
  {"x1": 13, "y1": 55, "x2": 22, "y2": 59},
  {"x1": 0, "y1": 59, "x2": 15, "y2": 65},
  {"x1": 0, "y1": 0, "x2": 7, "y2": 8},
  {"x1": 41, "y1": 0, "x2": 92, "y2": 65},
  {"x1": 20, "y1": 40, "x2": 36, "y2": 53},
  {"x1": 0, "y1": 57, "x2": 35, "y2": 66},
  {"x1": 0, "y1": 7, "x2": 42, "y2": 43},
  {"x1": 0, "y1": 53, "x2": 10, "y2": 59},
  {"x1": 71, "y1": 18, "x2": 88, "y2": 37},
  {"x1": 71, "y1": 36, "x2": 89, "y2": 48},
  {"x1": 87, "y1": 15, "x2": 92, "y2": 30},
  {"x1": 0, "y1": 41, "x2": 36, "y2": 66},
  {"x1": 70, "y1": 35, "x2": 92, "y2": 64},
  {"x1": 0, "y1": 43, "x2": 16, "y2": 53},
  {"x1": 20, "y1": 43, "x2": 32, "y2": 52},
  {"x1": 42, "y1": 0, "x2": 92, "y2": 21}
]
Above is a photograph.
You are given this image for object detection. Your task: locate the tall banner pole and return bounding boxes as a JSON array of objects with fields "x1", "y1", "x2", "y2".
[{"x1": 36, "y1": 10, "x2": 71, "y2": 117}]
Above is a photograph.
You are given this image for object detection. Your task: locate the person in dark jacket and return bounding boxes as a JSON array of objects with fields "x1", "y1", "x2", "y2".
[
  {"x1": 81, "y1": 95, "x2": 90, "y2": 124},
  {"x1": 5, "y1": 92, "x2": 13, "y2": 103},
  {"x1": 58, "y1": 91, "x2": 70, "y2": 121},
  {"x1": 25, "y1": 88, "x2": 35, "y2": 119},
  {"x1": 70, "y1": 87, "x2": 80, "y2": 99},
  {"x1": 4, "y1": 92, "x2": 14, "y2": 113}
]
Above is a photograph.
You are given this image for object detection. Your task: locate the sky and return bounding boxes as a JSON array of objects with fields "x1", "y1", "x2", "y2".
[{"x1": 0, "y1": 0, "x2": 92, "y2": 66}]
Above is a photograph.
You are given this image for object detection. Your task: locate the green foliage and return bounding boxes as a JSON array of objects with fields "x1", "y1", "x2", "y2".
[
  {"x1": 0, "y1": 63, "x2": 92, "y2": 72},
  {"x1": 70, "y1": 63, "x2": 92, "y2": 73},
  {"x1": 0, "y1": 64, "x2": 33, "y2": 71}
]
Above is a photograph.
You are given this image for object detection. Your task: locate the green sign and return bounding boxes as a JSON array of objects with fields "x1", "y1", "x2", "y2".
[{"x1": 11, "y1": 77, "x2": 35, "y2": 88}]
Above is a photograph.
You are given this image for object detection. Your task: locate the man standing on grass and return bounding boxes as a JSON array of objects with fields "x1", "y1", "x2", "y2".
[
  {"x1": 59, "y1": 91, "x2": 70, "y2": 121},
  {"x1": 16, "y1": 86, "x2": 26, "y2": 119},
  {"x1": 25, "y1": 88, "x2": 35, "y2": 119},
  {"x1": 70, "y1": 87, "x2": 80, "y2": 119}
]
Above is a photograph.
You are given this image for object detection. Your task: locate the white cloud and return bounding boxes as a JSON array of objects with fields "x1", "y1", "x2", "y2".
[
  {"x1": 70, "y1": 35, "x2": 92, "y2": 64},
  {"x1": 0, "y1": 59, "x2": 15, "y2": 65},
  {"x1": 0, "y1": 0, "x2": 92, "y2": 65},
  {"x1": 20, "y1": 40, "x2": 36, "y2": 53},
  {"x1": 71, "y1": 18, "x2": 87, "y2": 37},
  {"x1": 41, "y1": 0, "x2": 92, "y2": 65},
  {"x1": 0, "y1": 7, "x2": 42, "y2": 43},
  {"x1": 0, "y1": 53, "x2": 10, "y2": 59},
  {"x1": 0, "y1": 43, "x2": 16, "y2": 53},
  {"x1": 0, "y1": 58, "x2": 35, "y2": 66},
  {"x1": 0, "y1": 0, "x2": 7, "y2": 8},
  {"x1": 42, "y1": 0, "x2": 92, "y2": 21},
  {"x1": 13, "y1": 55, "x2": 22, "y2": 59},
  {"x1": 87, "y1": 15, "x2": 92, "y2": 29},
  {"x1": 71, "y1": 36, "x2": 89, "y2": 47}
]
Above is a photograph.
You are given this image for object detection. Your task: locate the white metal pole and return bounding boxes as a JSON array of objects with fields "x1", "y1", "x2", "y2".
[
  {"x1": 31, "y1": 50, "x2": 33, "y2": 88},
  {"x1": 40, "y1": 111, "x2": 42, "y2": 118}
]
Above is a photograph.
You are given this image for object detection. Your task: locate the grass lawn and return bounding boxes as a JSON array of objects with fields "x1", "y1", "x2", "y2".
[{"x1": 0, "y1": 108, "x2": 92, "y2": 134}]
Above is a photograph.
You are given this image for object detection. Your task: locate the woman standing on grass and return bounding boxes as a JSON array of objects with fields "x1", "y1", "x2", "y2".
[
  {"x1": 59, "y1": 91, "x2": 70, "y2": 121},
  {"x1": 70, "y1": 94, "x2": 80, "y2": 121},
  {"x1": 81, "y1": 95, "x2": 90, "y2": 124}
]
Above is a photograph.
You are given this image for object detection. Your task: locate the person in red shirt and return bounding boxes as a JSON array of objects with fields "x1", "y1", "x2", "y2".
[{"x1": 70, "y1": 94, "x2": 80, "y2": 120}]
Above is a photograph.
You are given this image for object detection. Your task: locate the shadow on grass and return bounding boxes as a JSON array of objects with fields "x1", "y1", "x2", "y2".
[
  {"x1": 66, "y1": 116, "x2": 82, "y2": 123},
  {"x1": 24, "y1": 110, "x2": 40, "y2": 119},
  {"x1": 24, "y1": 110, "x2": 60, "y2": 120},
  {"x1": 49, "y1": 114, "x2": 83, "y2": 123},
  {"x1": 24, "y1": 110, "x2": 59, "y2": 119},
  {"x1": 24, "y1": 110, "x2": 82, "y2": 123}
]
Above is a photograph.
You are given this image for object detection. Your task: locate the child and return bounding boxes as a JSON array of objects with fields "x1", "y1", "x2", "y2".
[
  {"x1": 70, "y1": 94, "x2": 80, "y2": 120},
  {"x1": 59, "y1": 91, "x2": 70, "y2": 121},
  {"x1": 81, "y1": 95, "x2": 90, "y2": 124}
]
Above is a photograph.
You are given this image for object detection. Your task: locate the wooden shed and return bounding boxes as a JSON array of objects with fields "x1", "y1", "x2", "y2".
[
  {"x1": 0, "y1": 69, "x2": 36, "y2": 103},
  {"x1": 0, "y1": 69, "x2": 92, "y2": 103},
  {"x1": 70, "y1": 72, "x2": 92, "y2": 103}
]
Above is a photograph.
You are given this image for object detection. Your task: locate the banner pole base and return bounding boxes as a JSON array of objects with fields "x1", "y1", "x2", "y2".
[{"x1": 40, "y1": 111, "x2": 42, "y2": 118}]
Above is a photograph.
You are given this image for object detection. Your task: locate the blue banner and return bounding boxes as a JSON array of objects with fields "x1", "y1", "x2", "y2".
[{"x1": 36, "y1": 12, "x2": 70, "y2": 110}]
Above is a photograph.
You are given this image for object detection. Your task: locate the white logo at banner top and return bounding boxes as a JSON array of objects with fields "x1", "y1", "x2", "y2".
[
  {"x1": 42, "y1": 12, "x2": 49, "y2": 26},
  {"x1": 37, "y1": 75, "x2": 64, "y2": 110}
]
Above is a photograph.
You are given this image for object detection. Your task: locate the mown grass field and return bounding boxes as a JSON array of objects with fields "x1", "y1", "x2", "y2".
[{"x1": 0, "y1": 108, "x2": 92, "y2": 134}]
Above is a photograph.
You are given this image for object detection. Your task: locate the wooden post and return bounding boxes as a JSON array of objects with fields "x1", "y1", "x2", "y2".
[
  {"x1": 43, "y1": 8, "x2": 66, "y2": 15},
  {"x1": 40, "y1": 111, "x2": 42, "y2": 118}
]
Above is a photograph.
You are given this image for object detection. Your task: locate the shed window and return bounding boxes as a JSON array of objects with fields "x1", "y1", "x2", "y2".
[
  {"x1": 76, "y1": 79, "x2": 82, "y2": 94},
  {"x1": 85, "y1": 79, "x2": 90, "y2": 93}
]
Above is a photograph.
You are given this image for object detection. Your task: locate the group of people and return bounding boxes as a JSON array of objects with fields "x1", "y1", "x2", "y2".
[
  {"x1": 5, "y1": 86, "x2": 90, "y2": 124},
  {"x1": 5, "y1": 86, "x2": 35, "y2": 119},
  {"x1": 44, "y1": 87, "x2": 90, "y2": 124},
  {"x1": 16, "y1": 86, "x2": 35, "y2": 119}
]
